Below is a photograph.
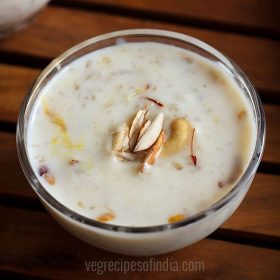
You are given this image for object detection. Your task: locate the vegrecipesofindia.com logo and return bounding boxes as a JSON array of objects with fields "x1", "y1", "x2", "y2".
[{"x1": 85, "y1": 257, "x2": 205, "y2": 275}]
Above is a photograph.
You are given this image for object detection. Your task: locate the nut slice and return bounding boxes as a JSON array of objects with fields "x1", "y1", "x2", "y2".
[
  {"x1": 112, "y1": 123, "x2": 129, "y2": 152},
  {"x1": 129, "y1": 109, "x2": 147, "y2": 138},
  {"x1": 129, "y1": 109, "x2": 148, "y2": 150},
  {"x1": 134, "y1": 112, "x2": 164, "y2": 152},
  {"x1": 139, "y1": 129, "x2": 165, "y2": 172},
  {"x1": 138, "y1": 119, "x2": 151, "y2": 141}
]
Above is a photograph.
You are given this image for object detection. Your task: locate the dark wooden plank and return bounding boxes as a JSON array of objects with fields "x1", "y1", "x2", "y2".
[
  {"x1": 0, "y1": 205, "x2": 279, "y2": 279},
  {"x1": 222, "y1": 173, "x2": 280, "y2": 238},
  {"x1": 0, "y1": 132, "x2": 33, "y2": 199},
  {"x1": 0, "y1": 131, "x2": 279, "y2": 238},
  {"x1": 54, "y1": 0, "x2": 280, "y2": 38},
  {"x1": 263, "y1": 105, "x2": 280, "y2": 164},
  {"x1": 0, "y1": 65, "x2": 38, "y2": 123},
  {"x1": 0, "y1": 6, "x2": 279, "y2": 95}
]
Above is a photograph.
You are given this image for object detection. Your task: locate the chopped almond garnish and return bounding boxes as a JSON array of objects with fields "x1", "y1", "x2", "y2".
[
  {"x1": 126, "y1": 84, "x2": 151, "y2": 99},
  {"x1": 69, "y1": 159, "x2": 79, "y2": 166},
  {"x1": 129, "y1": 109, "x2": 148, "y2": 150},
  {"x1": 168, "y1": 214, "x2": 185, "y2": 223},
  {"x1": 44, "y1": 173, "x2": 55, "y2": 185},
  {"x1": 139, "y1": 129, "x2": 165, "y2": 173},
  {"x1": 111, "y1": 107, "x2": 165, "y2": 165},
  {"x1": 111, "y1": 107, "x2": 197, "y2": 174},
  {"x1": 146, "y1": 130, "x2": 165, "y2": 165},
  {"x1": 238, "y1": 110, "x2": 247, "y2": 120},
  {"x1": 173, "y1": 162, "x2": 183, "y2": 170},
  {"x1": 137, "y1": 119, "x2": 151, "y2": 141},
  {"x1": 97, "y1": 212, "x2": 115, "y2": 222},
  {"x1": 134, "y1": 112, "x2": 164, "y2": 152}
]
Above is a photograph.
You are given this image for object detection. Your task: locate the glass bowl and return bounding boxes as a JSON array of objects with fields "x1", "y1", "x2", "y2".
[
  {"x1": 17, "y1": 29, "x2": 265, "y2": 256},
  {"x1": 0, "y1": 0, "x2": 50, "y2": 38}
]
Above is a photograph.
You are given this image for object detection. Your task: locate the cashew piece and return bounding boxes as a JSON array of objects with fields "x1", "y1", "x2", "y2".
[{"x1": 161, "y1": 118, "x2": 190, "y2": 157}]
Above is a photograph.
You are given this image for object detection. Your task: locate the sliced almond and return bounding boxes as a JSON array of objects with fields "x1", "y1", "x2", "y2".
[
  {"x1": 138, "y1": 119, "x2": 151, "y2": 141},
  {"x1": 129, "y1": 109, "x2": 146, "y2": 138},
  {"x1": 126, "y1": 84, "x2": 150, "y2": 100},
  {"x1": 139, "y1": 129, "x2": 165, "y2": 172},
  {"x1": 128, "y1": 109, "x2": 148, "y2": 150},
  {"x1": 112, "y1": 123, "x2": 129, "y2": 152},
  {"x1": 154, "y1": 145, "x2": 163, "y2": 159},
  {"x1": 173, "y1": 162, "x2": 183, "y2": 170},
  {"x1": 146, "y1": 130, "x2": 165, "y2": 165},
  {"x1": 129, "y1": 132, "x2": 139, "y2": 151},
  {"x1": 134, "y1": 112, "x2": 164, "y2": 152}
]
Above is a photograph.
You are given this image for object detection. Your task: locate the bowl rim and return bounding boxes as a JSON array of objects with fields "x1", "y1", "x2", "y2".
[{"x1": 16, "y1": 29, "x2": 266, "y2": 233}]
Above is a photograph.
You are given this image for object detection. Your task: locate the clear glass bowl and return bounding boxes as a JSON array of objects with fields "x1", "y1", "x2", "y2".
[
  {"x1": 0, "y1": 0, "x2": 50, "y2": 38},
  {"x1": 17, "y1": 29, "x2": 265, "y2": 255}
]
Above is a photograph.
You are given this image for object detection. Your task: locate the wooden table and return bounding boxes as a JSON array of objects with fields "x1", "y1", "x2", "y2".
[{"x1": 0, "y1": 0, "x2": 279, "y2": 279}]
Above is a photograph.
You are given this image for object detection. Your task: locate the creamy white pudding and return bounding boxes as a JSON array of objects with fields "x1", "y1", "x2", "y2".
[
  {"x1": 27, "y1": 42, "x2": 256, "y2": 227},
  {"x1": 0, "y1": 0, "x2": 49, "y2": 37}
]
